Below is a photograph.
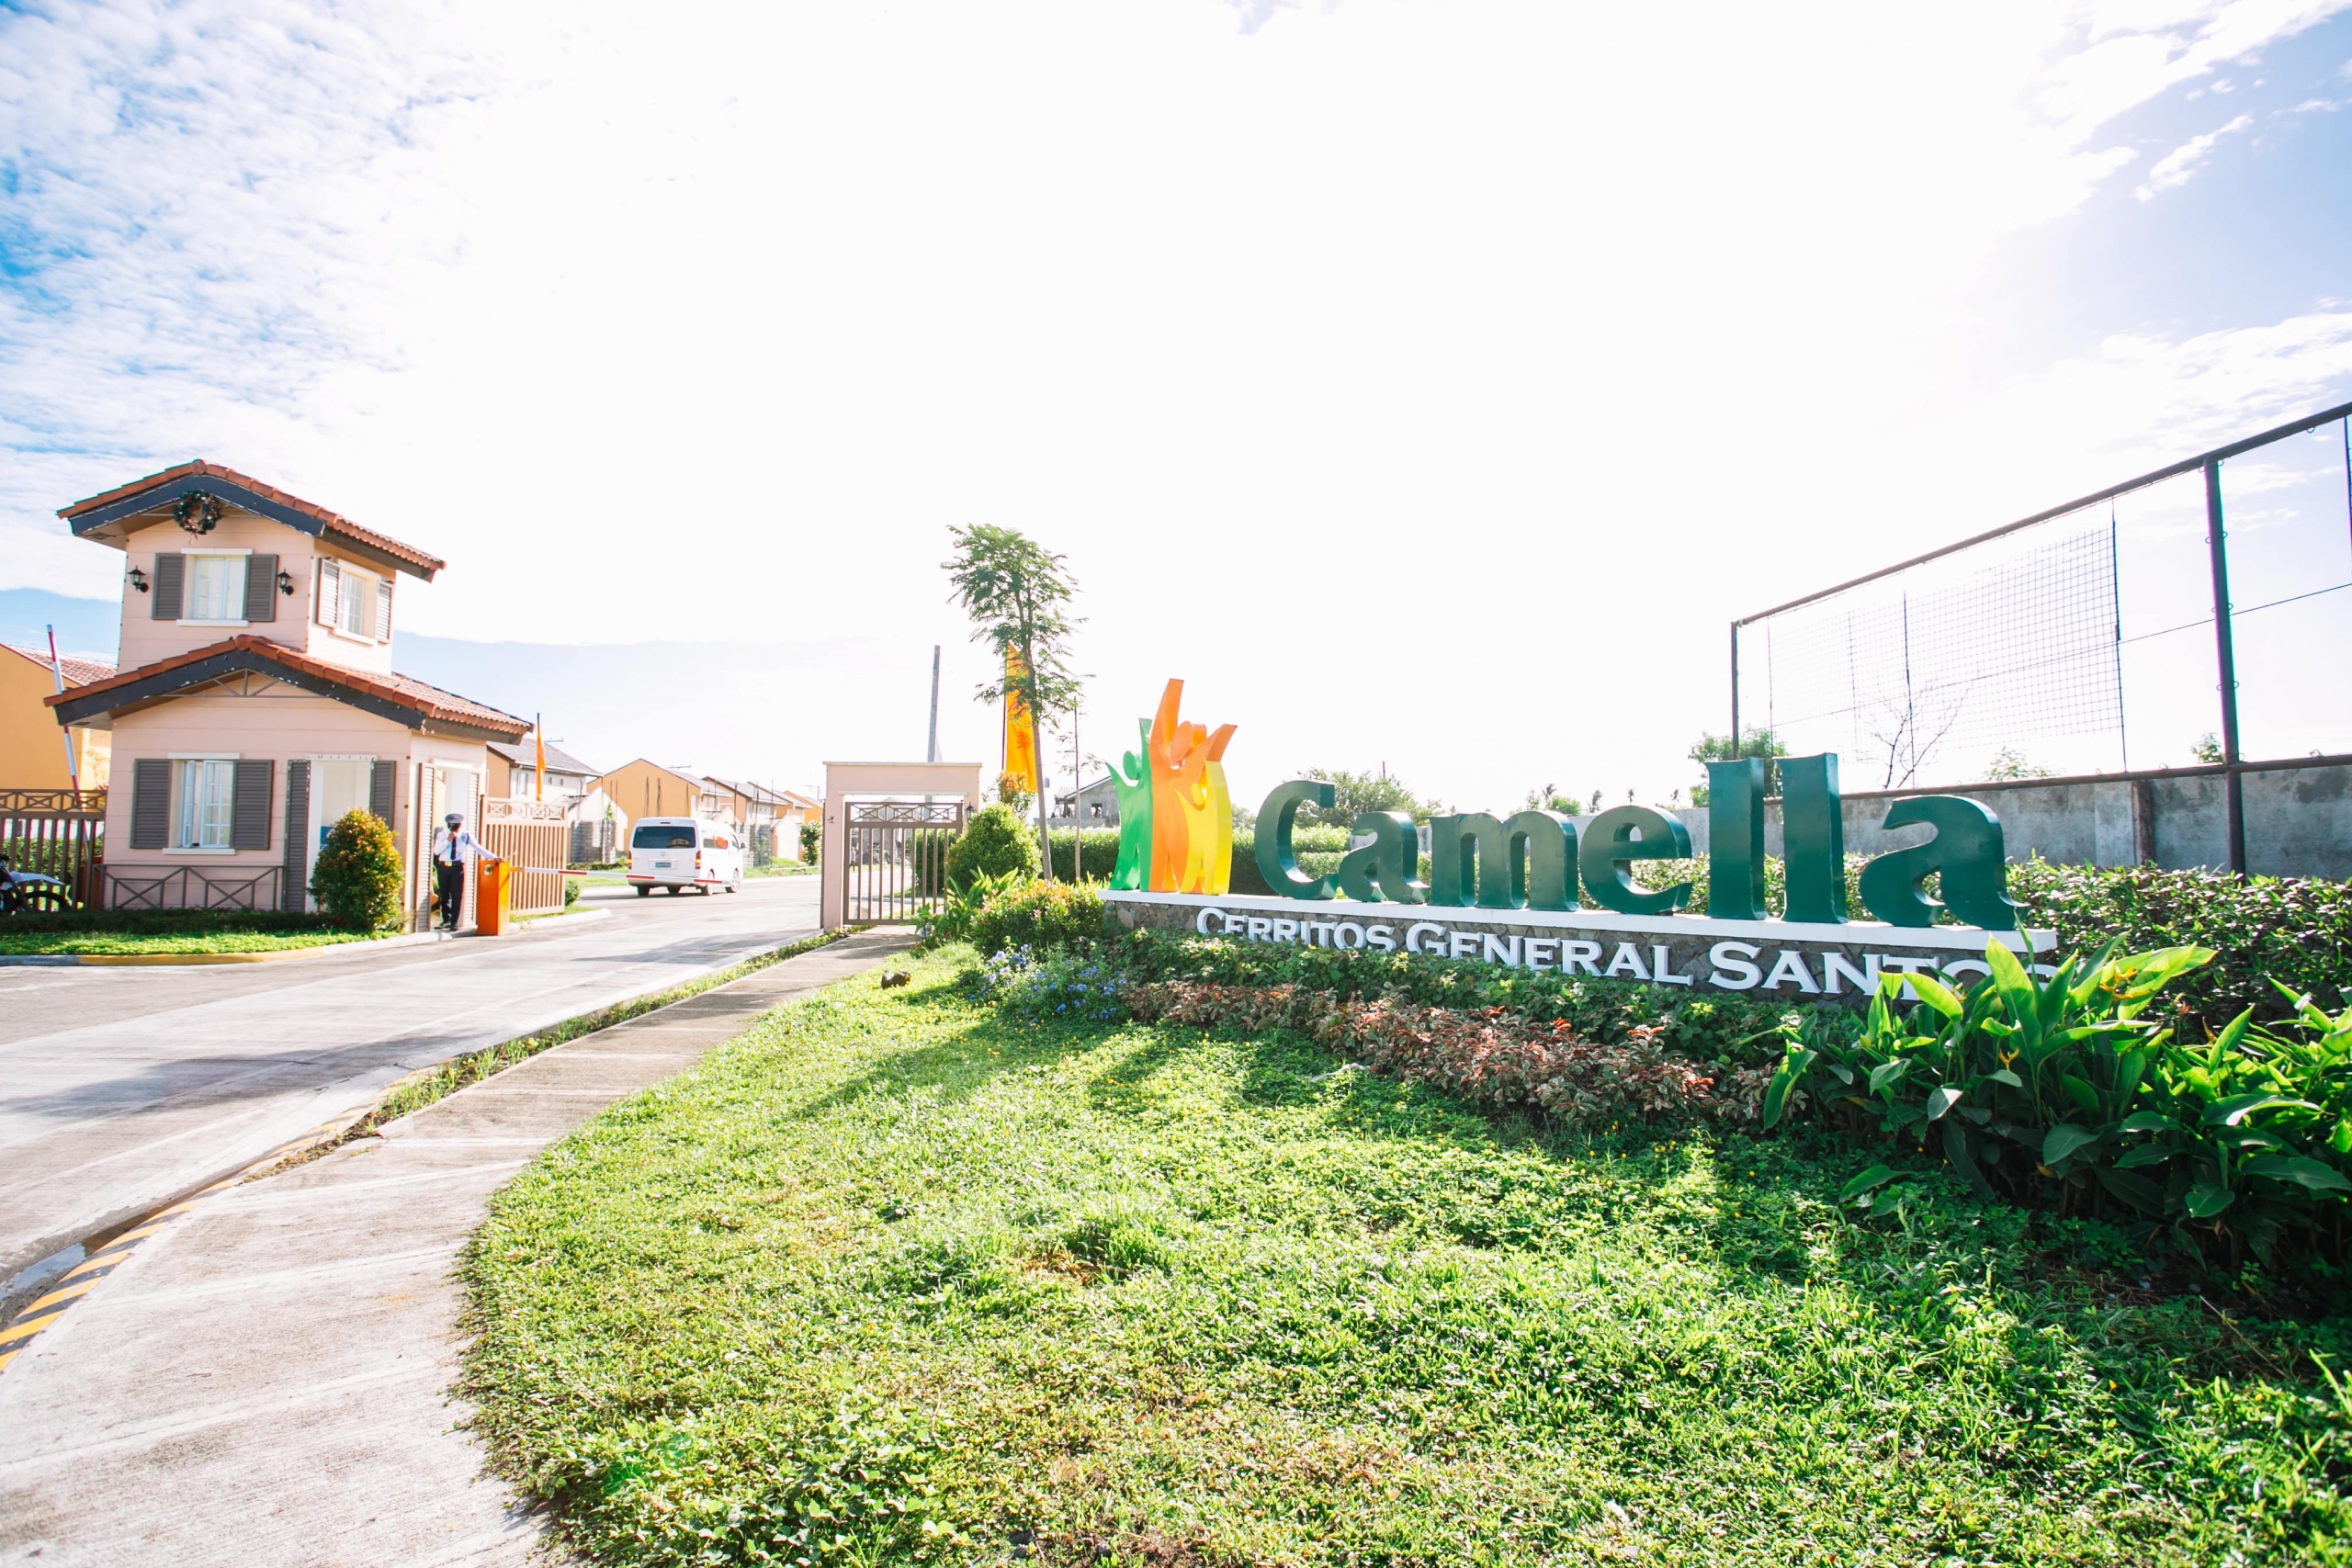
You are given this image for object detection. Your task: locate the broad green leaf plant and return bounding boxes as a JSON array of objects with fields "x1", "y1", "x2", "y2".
[{"x1": 1763, "y1": 937, "x2": 2352, "y2": 1265}]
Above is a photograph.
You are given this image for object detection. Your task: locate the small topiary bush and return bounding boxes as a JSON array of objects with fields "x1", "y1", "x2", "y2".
[
  {"x1": 311, "y1": 808, "x2": 404, "y2": 930},
  {"x1": 946, "y1": 804, "x2": 1039, "y2": 890},
  {"x1": 797, "y1": 821, "x2": 820, "y2": 864},
  {"x1": 969, "y1": 877, "x2": 1105, "y2": 957}
]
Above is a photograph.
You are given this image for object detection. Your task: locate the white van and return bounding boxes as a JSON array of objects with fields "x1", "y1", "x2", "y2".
[{"x1": 628, "y1": 818, "x2": 744, "y2": 896}]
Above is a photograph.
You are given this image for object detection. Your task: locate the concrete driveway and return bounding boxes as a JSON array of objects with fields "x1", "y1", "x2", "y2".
[{"x1": 0, "y1": 875, "x2": 820, "y2": 1305}]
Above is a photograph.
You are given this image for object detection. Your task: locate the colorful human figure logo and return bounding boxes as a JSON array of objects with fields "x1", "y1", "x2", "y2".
[{"x1": 1112, "y1": 679, "x2": 1234, "y2": 894}]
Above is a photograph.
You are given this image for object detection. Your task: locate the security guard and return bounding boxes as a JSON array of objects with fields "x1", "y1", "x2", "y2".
[{"x1": 430, "y1": 811, "x2": 500, "y2": 931}]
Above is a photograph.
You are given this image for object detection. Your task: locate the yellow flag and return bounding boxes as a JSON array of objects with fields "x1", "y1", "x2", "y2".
[{"x1": 1002, "y1": 646, "x2": 1038, "y2": 793}]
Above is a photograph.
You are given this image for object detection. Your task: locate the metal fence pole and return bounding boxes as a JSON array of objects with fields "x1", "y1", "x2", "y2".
[
  {"x1": 2203, "y1": 457, "x2": 2246, "y2": 874},
  {"x1": 1728, "y1": 623, "x2": 1741, "y2": 760}
]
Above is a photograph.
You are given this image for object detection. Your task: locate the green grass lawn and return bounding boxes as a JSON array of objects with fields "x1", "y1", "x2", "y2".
[
  {"x1": 0, "y1": 927, "x2": 377, "y2": 956},
  {"x1": 462, "y1": 952, "x2": 2352, "y2": 1567}
]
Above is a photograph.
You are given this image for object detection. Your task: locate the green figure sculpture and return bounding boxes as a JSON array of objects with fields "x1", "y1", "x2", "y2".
[{"x1": 1108, "y1": 719, "x2": 1156, "y2": 891}]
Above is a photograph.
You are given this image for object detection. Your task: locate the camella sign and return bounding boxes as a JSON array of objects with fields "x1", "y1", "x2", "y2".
[{"x1": 1102, "y1": 681, "x2": 2052, "y2": 999}]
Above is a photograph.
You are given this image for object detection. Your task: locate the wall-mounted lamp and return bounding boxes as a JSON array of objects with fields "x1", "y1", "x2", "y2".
[
  {"x1": 277, "y1": 570, "x2": 296, "y2": 596},
  {"x1": 128, "y1": 566, "x2": 150, "y2": 593}
]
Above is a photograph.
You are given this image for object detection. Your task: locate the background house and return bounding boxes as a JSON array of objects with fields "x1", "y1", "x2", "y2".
[
  {"x1": 1048, "y1": 772, "x2": 1120, "y2": 828},
  {"x1": 2, "y1": 643, "x2": 114, "y2": 790},
  {"x1": 593, "y1": 759, "x2": 714, "y2": 834},
  {"x1": 46, "y1": 461, "x2": 532, "y2": 921},
  {"x1": 486, "y1": 737, "x2": 599, "y2": 806}
]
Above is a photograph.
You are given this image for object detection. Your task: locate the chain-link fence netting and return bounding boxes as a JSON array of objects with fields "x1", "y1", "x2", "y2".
[{"x1": 1734, "y1": 407, "x2": 2352, "y2": 790}]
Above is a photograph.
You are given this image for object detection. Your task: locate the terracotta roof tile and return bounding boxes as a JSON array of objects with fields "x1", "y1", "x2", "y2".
[
  {"x1": 59, "y1": 460, "x2": 447, "y2": 577},
  {"x1": 47, "y1": 635, "x2": 528, "y2": 737},
  {"x1": 2, "y1": 645, "x2": 116, "y2": 686}
]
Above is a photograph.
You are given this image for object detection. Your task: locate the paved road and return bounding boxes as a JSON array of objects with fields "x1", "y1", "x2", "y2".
[
  {"x1": 0, "y1": 929, "x2": 910, "y2": 1568},
  {"x1": 0, "y1": 876, "x2": 820, "y2": 1301}
]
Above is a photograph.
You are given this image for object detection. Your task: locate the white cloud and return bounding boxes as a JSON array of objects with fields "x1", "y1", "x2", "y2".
[
  {"x1": 2134, "y1": 110, "x2": 2256, "y2": 196},
  {"x1": 4, "y1": 0, "x2": 2351, "y2": 805}
]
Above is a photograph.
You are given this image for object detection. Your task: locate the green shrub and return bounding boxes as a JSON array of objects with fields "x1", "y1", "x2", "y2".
[
  {"x1": 946, "y1": 805, "x2": 1039, "y2": 889},
  {"x1": 798, "y1": 821, "x2": 820, "y2": 864},
  {"x1": 969, "y1": 877, "x2": 1105, "y2": 957},
  {"x1": 1046, "y1": 828, "x2": 1121, "y2": 881},
  {"x1": 563, "y1": 875, "x2": 582, "y2": 908},
  {"x1": 1762, "y1": 942, "x2": 2352, "y2": 1275},
  {"x1": 2006, "y1": 860, "x2": 2352, "y2": 1029},
  {"x1": 310, "y1": 808, "x2": 404, "y2": 930}
]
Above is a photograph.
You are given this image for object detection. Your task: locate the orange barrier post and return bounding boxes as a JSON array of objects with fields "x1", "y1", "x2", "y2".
[{"x1": 476, "y1": 859, "x2": 512, "y2": 936}]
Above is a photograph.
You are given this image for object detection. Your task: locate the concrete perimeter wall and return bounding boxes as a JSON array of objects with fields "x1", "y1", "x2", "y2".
[{"x1": 1667, "y1": 756, "x2": 2352, "y2": 880}]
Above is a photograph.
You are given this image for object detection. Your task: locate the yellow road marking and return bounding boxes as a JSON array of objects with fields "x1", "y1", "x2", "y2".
[
  {"x1": 0, "y1": 1310, "x2": 66, "y2": 1347},
  {"x1": 25, "y1": 1279, "x2": 98, "y2": 1314}
]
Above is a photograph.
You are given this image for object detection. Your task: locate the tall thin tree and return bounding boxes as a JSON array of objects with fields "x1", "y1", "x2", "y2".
[{"x1": 942, "y1": 525, "x2": 1085, "y2": 878}]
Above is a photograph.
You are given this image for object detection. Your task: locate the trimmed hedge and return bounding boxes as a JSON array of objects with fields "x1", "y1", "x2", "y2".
[
  {"x1": 1046, "y1": 829, "x2": 1121, "y2": 882},
  {"x1": 2005, "y1": 860, "x2": 2351, "y2": 1030}
]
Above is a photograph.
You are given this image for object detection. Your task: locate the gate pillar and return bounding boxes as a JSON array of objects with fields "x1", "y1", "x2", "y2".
[{"x1": 820, "y1": 761, "x2": 983, "y2": 929}]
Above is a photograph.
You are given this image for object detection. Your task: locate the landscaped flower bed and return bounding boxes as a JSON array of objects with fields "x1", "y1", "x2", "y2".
[{"x1": 463, "y1": 954, "x2": 2352, "y2": 1566}]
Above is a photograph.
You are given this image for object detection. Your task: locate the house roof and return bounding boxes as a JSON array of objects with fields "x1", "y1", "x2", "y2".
[
  {"x1": 48, "y1": 634, "x2": 529, "y2": 739},
  {"x1": 3, "y1": 644, "x2": 115, "y2": 687},
  {"x1": 486, "y1": 738, "x2": 600, "y2": 776},
  {"x1": 59, "y1": 461, "x2": 447, "y2": 581}
]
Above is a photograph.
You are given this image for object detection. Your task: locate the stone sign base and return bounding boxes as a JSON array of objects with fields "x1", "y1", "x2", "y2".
[{"x1": 1105, "y1": 891, "x2": 2055, "y2": 1004}]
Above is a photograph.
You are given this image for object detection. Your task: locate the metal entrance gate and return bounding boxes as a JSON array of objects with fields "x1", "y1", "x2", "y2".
[{"x1": 843, "y1": 799, "x2": 966, "y2": 924}]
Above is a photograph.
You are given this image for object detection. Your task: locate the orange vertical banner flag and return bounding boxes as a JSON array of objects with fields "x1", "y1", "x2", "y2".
[{"x1": 1001, "y1": 646, "x2": 1039, "y2": 793}]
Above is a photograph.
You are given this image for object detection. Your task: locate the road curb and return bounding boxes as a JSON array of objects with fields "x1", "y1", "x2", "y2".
[
  {"x1": 0, "y1": 908, "x2": 616, "y2": 966},
  {"x1": 0, "y1": 924, "x2": 848, "y2": 1371}
]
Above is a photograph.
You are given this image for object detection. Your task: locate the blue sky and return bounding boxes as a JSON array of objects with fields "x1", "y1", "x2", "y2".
[{"x1": 3, "y1": 1, "x2": 2349, "y2": 805}]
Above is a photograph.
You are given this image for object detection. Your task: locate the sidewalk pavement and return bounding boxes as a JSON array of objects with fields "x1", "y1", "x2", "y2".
[
  {"x1": 1, "y1": 876, "x2": 817, "y2": 1293},
  {"x1": 0, "y1": 926, "x2": 916, "y2": 1568}
]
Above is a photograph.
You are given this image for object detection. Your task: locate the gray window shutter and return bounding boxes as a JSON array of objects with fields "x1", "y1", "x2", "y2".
[
  {"x1": 281, "y1": 760, "x2": 310, "y2": 911},
  {"x1": 130, "y1": 759, "x2": 171, "y2": 849},
  {"x1": 231, "y1": 759, "x2": 274, "y2": 851},
  {"x1": 316, "y1": 558, "x2": 340, "y2": 626},
  {"x1": 369, "y1": 760, "x2": 396, "y2": 823},
  {"x1": 376, "y1": 579, "x2": 393, "y2": 640},
  {"x1": 245, "y1": 553, "x2": 278, "y2": 623},
  {"x1": 152, "y1": 554, "x2": 184, "y2": 621}
]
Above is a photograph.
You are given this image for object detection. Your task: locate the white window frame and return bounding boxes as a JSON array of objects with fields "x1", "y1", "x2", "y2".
[
  {"x1": 331, "y1": 560, "x2": 382, "y2": 643},
  {"x1": 182, "y1": 548, "x2": 253, "y2": 627},
  {"x1": 167, "y1": 752, "x2": 242, "y2": 853}
]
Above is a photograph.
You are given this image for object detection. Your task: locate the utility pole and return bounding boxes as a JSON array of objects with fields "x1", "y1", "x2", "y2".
[
  {"x1": 46, "y1": 626, "x2": 77, "y2": 788},
  {"x1": 926, "y1": 646, "x2": 941, "y2": 763},
  {"x1": 2204, "y1": 459, "x2": 2246, "y2": 874}
]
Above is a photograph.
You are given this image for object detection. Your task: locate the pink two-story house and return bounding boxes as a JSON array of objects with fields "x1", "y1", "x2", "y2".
[{"x1": 45, "y1": 462, "x2": 531, "y2": 926}]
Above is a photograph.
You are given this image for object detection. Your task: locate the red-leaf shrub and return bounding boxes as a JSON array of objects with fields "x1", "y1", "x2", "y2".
[{"x1": 1125, "y1": 980, "x2": 1771, "y2": 1127}]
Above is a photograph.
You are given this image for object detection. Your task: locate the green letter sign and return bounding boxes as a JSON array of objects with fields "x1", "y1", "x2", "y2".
[
  {"x1": 1704, "y1": 757, "x2": 1767, "y2": 920},
  {"x1": 1258, "y1": 780, "x2": 1336, "y2": 900},
  {"x1": 1578, "y1": 806, "x2": 1691, "y2": 915},
  {"x1": 1430, "y1": 811, "x2": 1574, "y2": 909},
  {"x1": 1857, "y1": 795, "x2": 2022, "y2": 929},
  {"x1": 1334, "y1": 811, "x2": 1428, "y2": 904},
  {"x1": 1781, "y1": 752, "x2": 1847, "y2": 924}
]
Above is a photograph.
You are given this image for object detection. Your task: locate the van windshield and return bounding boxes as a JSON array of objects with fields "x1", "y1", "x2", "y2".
[{"x1": 633, "y1": 825, "x2": 695, "y2": 850}]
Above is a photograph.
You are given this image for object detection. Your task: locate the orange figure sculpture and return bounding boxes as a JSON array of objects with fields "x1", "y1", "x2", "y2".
[{"x1": 1141, "y1": 679, "x2": 1236, "y2": 895}]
